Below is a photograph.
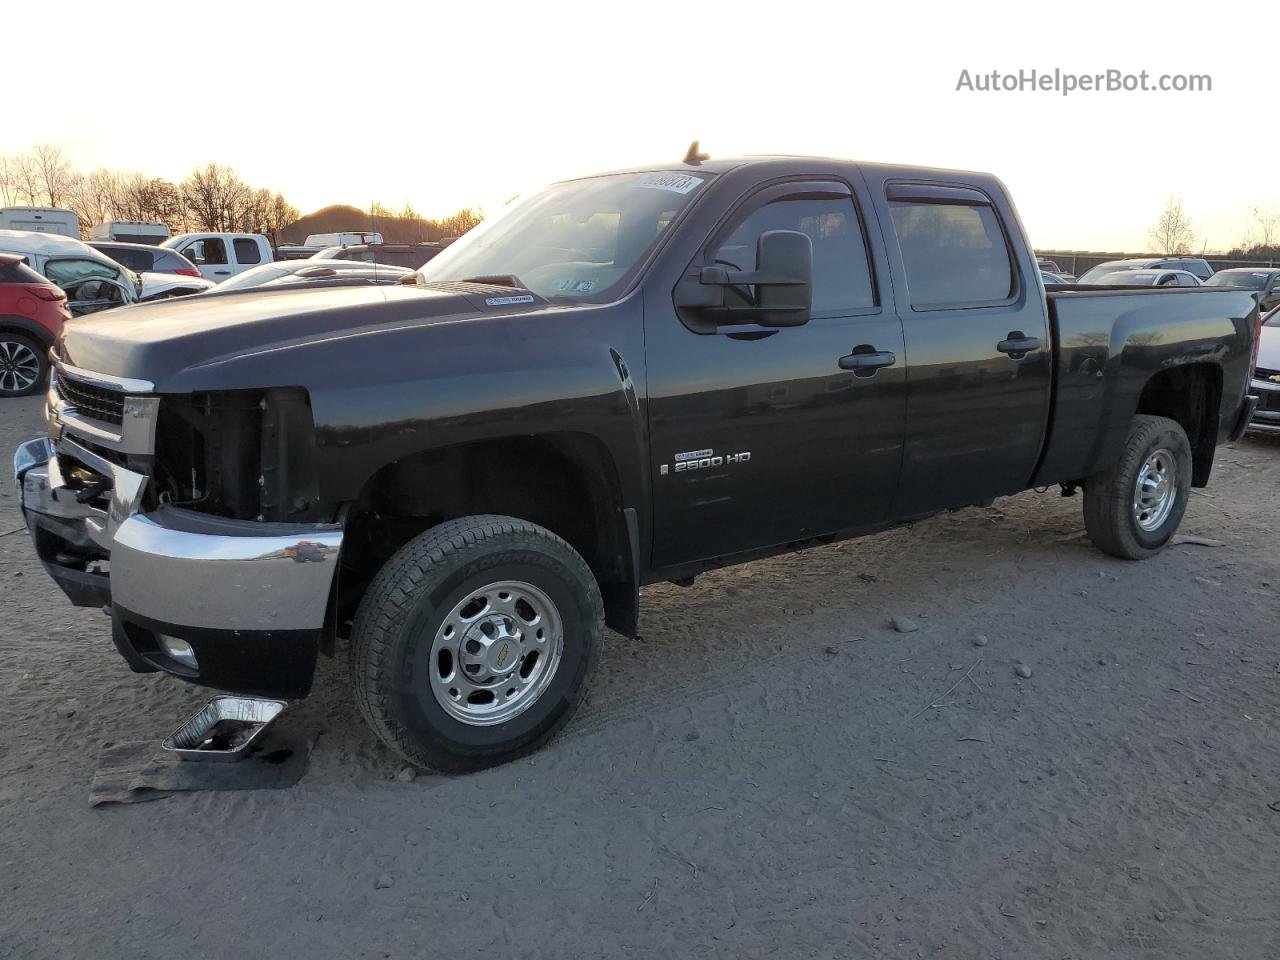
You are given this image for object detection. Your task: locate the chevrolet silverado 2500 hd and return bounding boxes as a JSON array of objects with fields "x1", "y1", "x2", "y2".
[{"x1": 14, "y1": 156, "x2": 1263, "y2": 771}]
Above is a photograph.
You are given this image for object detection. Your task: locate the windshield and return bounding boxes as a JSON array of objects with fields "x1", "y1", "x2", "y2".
[
  {"x1": 1079, "y1": 262, "x2": 1146, "y2": 284},
  {"x1": 1095, "y1": 271, "x2": 1161, "y2": 285},
  {"x1": 216, "y1": 263, "x2": 293, "y2": 290},
  {"x1": 417, "y1": 171, "x2": 711, "y2": 303},
  {"x1": 1205, "y1": 271, "x2": 1269, "y2": 290}
]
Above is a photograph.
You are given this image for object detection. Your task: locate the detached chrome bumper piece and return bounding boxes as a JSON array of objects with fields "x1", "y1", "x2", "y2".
[{"x1": 14, "y1": 371, "x2": 344, "y2": 697}]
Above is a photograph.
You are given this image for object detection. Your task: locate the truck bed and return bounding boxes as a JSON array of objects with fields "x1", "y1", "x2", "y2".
[{"x1": 1033, "y1": 286, "x2": 1259, "y2": 487}]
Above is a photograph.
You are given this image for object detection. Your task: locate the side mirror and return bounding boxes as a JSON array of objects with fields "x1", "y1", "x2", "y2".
[
  {"x1": 675, "y1": 229, "x2": 813, "y2": 328},
  {"x1": 396, "y1": 272, "x2": 420, "y2": 286}
]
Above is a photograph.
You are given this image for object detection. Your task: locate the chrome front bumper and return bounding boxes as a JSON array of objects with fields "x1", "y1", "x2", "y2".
[
  {"x1": 14, "y1": 367, "x2": 345, "y2": 696},
  {"x1": 1247, "y1": 377, "x2": 1280, "y2": 433}
]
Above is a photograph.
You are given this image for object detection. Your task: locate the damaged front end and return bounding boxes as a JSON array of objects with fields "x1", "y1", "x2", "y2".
[{"x1": 14, "y1": 359, "x2": 343, "y2": 698}]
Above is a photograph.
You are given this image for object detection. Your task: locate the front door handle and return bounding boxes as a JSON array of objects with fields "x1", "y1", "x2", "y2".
[
  {"x1": 213, "y1": 269, "x2": 231, "y2": 275},
  {"x1": 996, "y1": 332, "x2": 1042, "y2": 358},
  {"x1": 838, "y1": 347, "x2": 897, "y2": 376}
]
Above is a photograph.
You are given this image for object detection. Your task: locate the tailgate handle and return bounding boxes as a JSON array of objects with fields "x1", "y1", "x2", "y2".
[{"x1": 997, "y1": 332, "x2": 1041, "y2": 358}]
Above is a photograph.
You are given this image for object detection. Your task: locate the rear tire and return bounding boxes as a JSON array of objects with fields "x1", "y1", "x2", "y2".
[
  {"x1": 1083, "y1": 414, "x2": 1191, "y2": 560},
  {"x1": 350, "y1": 515, "x2": 603, "y2": 772},
  {"x1": 0, "y1": 332, "x2": 48, "y2": 398}
]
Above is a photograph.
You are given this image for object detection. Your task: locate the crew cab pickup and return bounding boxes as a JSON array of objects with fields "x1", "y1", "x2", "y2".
[
  {"x1": 160, "y1": 232, "x2": 273, "y2": 282},
  {"x1": 14, "y1": 155, "x2": 1262, "y2": 772}
]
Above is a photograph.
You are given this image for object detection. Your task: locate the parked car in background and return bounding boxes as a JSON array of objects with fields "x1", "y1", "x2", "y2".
[
  {"x1": 1204, "y1": 268, "x2": 1280, "y2": 312},
  {"x1": 1247, "y1": 305, "x2": 1280, "y2": 433},
  {"x1": 89, "y1": 241, "x2": 202, "y2": 277},
  {"x1": 1079, "y1": 257, "x2": 1214, "y2": 284},
  {"x1": 312, "y1": 242, "x2": 443, "y2": 269},
  {"x1": 0, "y1": 253, "x2": 70, "y2": 396},
  {"x1": 304, "y1": 231, "x2": 382, "y2": 248},
  {"x1": 1094, "y1": 269, "x2": 1202, "y2": 287},
  {"x1": 1037, "y1": 258, "x2": 1063, "y2": 273},
  {"x1": 161, "y1": 232, "x2": 273, "y2": 281},
  {"x1": 1041, "y1": 271, "x2": 1073, "y2": 285},
  {"x1": 210, "y1": 259, "x2": 412, "y2": 292},
  {"x1": 89, "y1": 221, "x2": 171, "y2": 244},
  {"x1": 0, "y1": 230, "x2": 211, "y2": 315}
]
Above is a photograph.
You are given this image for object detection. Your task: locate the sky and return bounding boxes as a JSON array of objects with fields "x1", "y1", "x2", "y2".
[{"x1": 4, "y1": 0, "x2": 1275, "y2": 253}]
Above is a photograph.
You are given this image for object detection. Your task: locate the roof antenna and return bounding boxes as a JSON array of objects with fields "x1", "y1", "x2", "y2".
[{"x1": 682, "y1": 140, "x2": 709, "y2": 166}]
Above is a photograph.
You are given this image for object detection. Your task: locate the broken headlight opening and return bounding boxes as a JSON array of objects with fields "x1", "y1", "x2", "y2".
[{"x1": 150, "y1": 387, "x2": 331, "y2": 523}]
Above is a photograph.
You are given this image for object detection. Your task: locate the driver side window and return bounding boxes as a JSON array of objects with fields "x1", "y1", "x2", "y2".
[
  {"x1": 711, "y1": 194, "x2": 876, "y2": 318},
  {"x1": 184, "y1": 238, "x2": 228, "y2": 265}
]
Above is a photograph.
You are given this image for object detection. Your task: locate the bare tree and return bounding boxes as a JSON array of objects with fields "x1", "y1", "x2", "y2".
[
  {"x1": 0, "y1": 156, "x2": 22, "y2": 206},
  {"x1": 1148, "y1": 195, "x2": 1196, "y2": 255},
  {"x1": 181, "y1": 162, "x2": 251, "y2": 231},
  {"x1": 436, "y1": 207, "x2": 484, "y2": 238},
  {"x1": 29, "y1": 144, "x2": 76, "y2": 207},
  {"x1": 1252, "y1": 206, "x2": 1279, "y2": 250},
  {"x1": 8, "y1": 153, "x2": 43, "y2": 207},
  {"x1": 66, "y1": 169, "x2": 122, "y2": 233}
]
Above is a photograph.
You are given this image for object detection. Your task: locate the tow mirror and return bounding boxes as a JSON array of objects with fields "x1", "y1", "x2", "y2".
[{"x1": 675, "y1": 229, "x2": 813, "y2": 328}]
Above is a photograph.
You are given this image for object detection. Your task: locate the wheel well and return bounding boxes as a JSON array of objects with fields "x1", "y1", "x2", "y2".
[
  {"x1": 1135, "y1": 363, "x2": 1221, "y2": 487},
  {"x1": 337, "y1": 433, "x2": 637, "y2": 639},
  {"x1": 0, "y1": 318, "x2": 55, "y2": 348}
]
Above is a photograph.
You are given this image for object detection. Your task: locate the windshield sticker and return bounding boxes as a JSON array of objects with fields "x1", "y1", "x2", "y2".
[
  {"x1": 484, "y1": 295, "x2": 535, "y2": 306},
  {"x1": 633, "y1": 173, "x2": 704, "y2": 195},
  {"x1": 554, "y1": 278, "x2": 597, "y2": 293}
]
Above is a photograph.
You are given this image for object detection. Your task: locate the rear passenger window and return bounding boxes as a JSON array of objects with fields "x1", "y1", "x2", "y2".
[
  {"x1": 712, "y1": 194, "x2": 876, "y2": 317},
  {"x1": 890, "y1": 201, "x2": 1014, "y2": 309},
  {"x1": 233, "y1": 238, "x2": 262, "y2": 265}
]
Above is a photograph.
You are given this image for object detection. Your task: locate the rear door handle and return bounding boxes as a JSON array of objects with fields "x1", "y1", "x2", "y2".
[
  {"x1": 213, "y1": 269, "x2": 231, "y2": 275},
  {"x1": 996, "y1": 332, "x2": 1041, "y2": 357},
  {"x1": 838, "y1": 347, "x2": 897, "y2": 375}
]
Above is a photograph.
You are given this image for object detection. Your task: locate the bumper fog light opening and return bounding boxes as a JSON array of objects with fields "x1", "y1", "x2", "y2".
[{"x1": 158, "y1": 635, "x2": 198, "y2": 671}]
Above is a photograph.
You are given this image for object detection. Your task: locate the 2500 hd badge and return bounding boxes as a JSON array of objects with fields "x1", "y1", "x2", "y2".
[{"x1": 660, "y1": 449, "x2": 752, "y2": 475}]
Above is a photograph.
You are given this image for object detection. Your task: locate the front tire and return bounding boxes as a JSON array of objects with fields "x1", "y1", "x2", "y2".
[
  {"x1": 0, "y1": 333, "x2": 48, "y2": 398},
  {"x1": 1083, "y1": 414, "x2": 1192, "y2": 560},
  {"x1": 350, "y1": 515, "x2": 603, "y2": 772}
]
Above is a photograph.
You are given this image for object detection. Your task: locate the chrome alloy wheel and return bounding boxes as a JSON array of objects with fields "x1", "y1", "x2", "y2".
[
  {"x1": 0, "y1": 339, "x2": 40, "y2": 394},
  {"x1": 428, "y1": 580, "x2": 564, "y2": 726},
  {"x1": 1133, "y1": 447, "x2": 1176, "y2": 532}
]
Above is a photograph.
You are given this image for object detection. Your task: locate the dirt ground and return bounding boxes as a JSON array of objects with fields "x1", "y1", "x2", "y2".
[{"x1": 1, "y1": 393, "x2": 1277, "y2": 960}]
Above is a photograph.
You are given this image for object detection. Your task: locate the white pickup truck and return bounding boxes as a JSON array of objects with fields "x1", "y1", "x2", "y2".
[{"x1": 160, "y1": 232, "x2": 274, "y2": 282}]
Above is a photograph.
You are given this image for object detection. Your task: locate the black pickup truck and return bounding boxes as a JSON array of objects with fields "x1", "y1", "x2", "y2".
[{"x1": 14, "y1": 155, "x2": 1262, "y2": 771}]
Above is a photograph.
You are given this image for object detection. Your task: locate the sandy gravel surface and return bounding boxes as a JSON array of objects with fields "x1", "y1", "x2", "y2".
[{"x1": 1, "y1": 394, "x2": 1277, "y2": 959}]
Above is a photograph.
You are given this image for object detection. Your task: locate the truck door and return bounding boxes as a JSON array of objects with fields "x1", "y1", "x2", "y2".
[
  {"x1": 180, "y1": 237, "x2": 232, "y2": 281},
  {"x1": 646, "y1": 178, "x2": 907, "y2": 568},
  {"x1": 231, "y1": 237, "x2": 265, "y2": 275},
  {"x1": 871, "y1": 179, "x2": 1052, "y2": 515}
]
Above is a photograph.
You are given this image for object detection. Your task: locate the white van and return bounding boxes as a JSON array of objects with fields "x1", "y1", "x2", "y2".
[
  {"x1": 161, "y1": 232, "x2": 274, "y2": 281},
  {"x1": 90, "y1": 221, "x2": 171, "y2": 245},
  {"x1": 0, "y1": 207, "x2": 81, "y2": 238},
  {"x1": 303, "y1": 231, "x2": 383, "y2": 248}
]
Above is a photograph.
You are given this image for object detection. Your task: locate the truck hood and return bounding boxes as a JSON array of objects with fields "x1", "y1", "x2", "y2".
[{"x1": 57, "y1": 282, "x2": 549, "y2": 390}]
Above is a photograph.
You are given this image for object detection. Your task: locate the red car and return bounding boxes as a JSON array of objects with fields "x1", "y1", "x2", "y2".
[{"x1": 0, "y1": 252, "x2": 70, "y2": 397}]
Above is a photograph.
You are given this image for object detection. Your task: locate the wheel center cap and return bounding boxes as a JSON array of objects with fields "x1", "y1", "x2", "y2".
[{"x1": 488, "y1": 636, "x2": 518, "y2": 673}]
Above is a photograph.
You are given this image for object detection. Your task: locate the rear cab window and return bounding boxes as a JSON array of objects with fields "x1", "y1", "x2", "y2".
[
  {"x1": 885, "y1": 182, "x2": 1017, "y2": 310},
  {"x1": 233, "y1": 238, "x2": 262, "y2": 264}
]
